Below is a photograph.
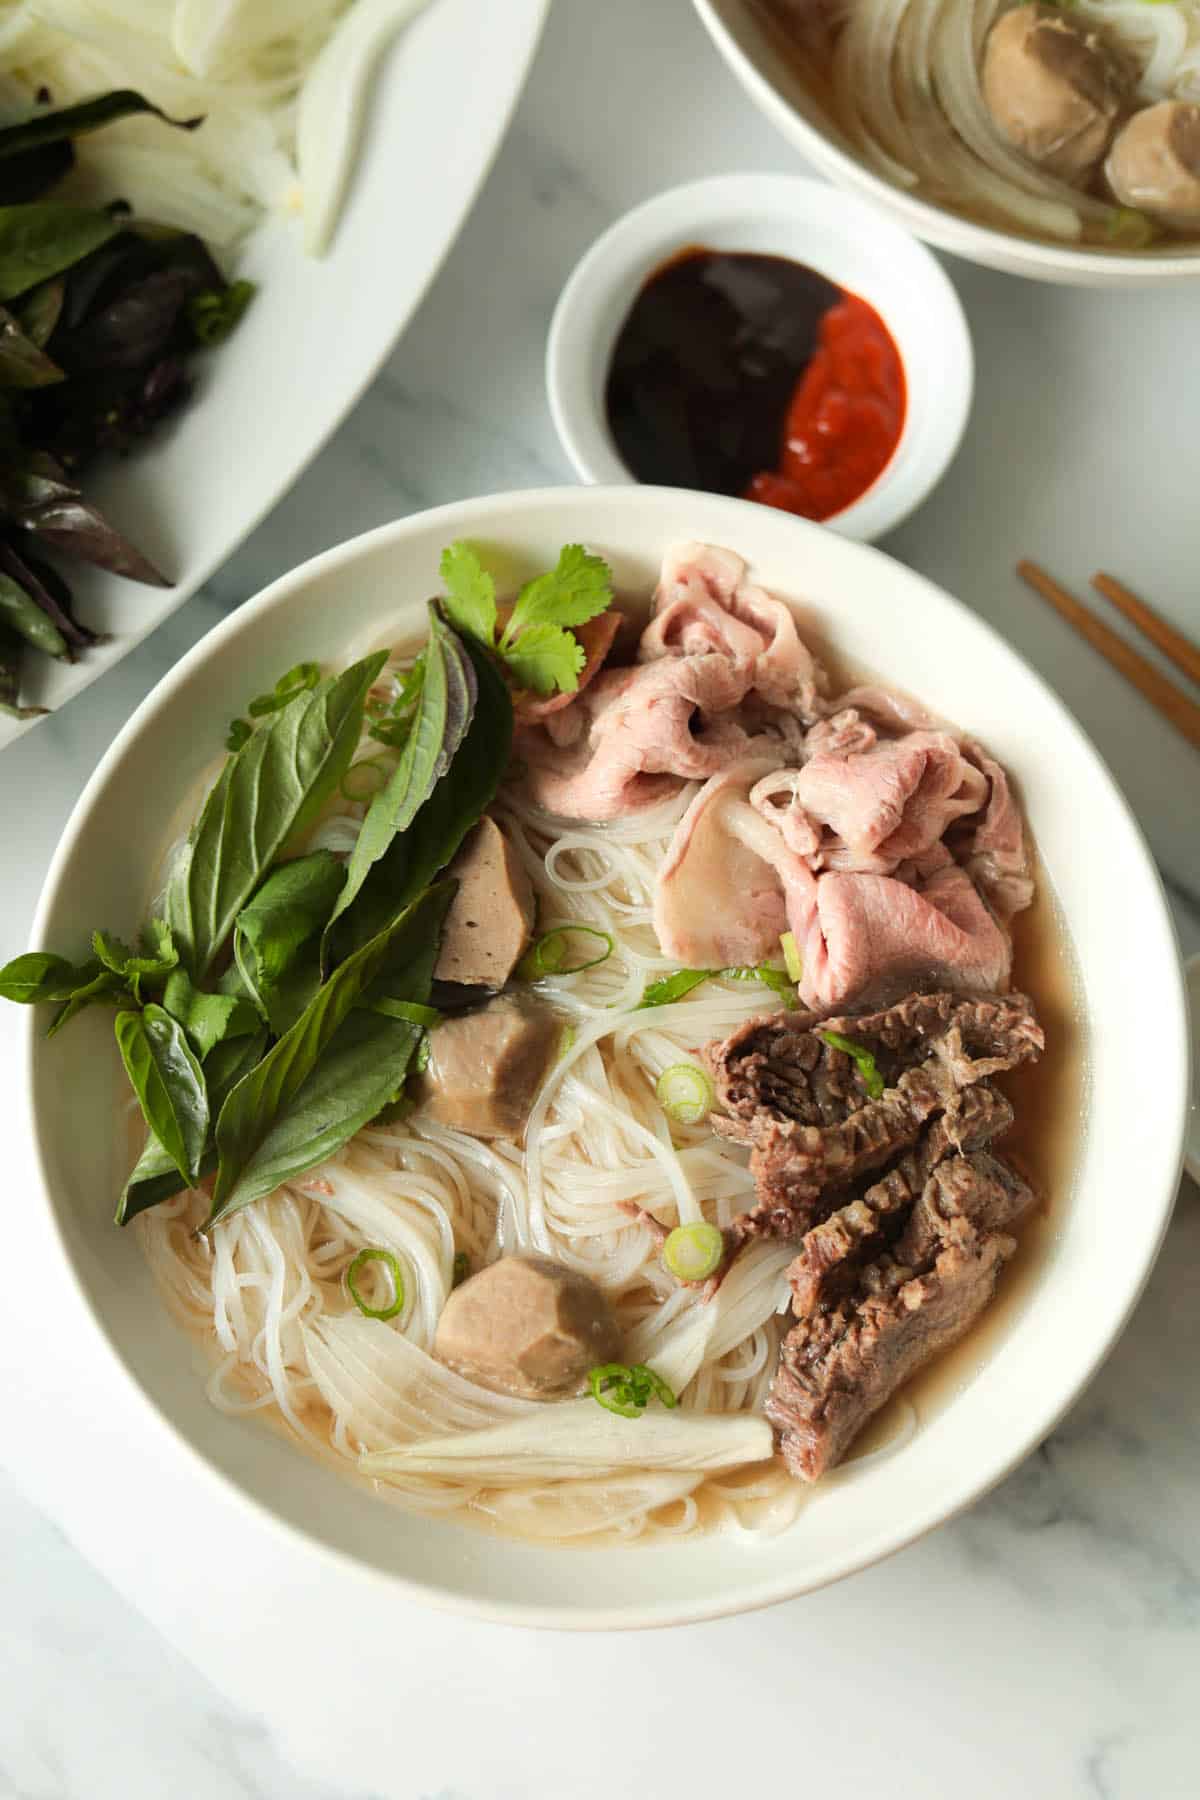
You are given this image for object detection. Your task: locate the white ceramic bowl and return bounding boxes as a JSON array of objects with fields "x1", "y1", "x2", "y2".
[
  {"x1": 546, "y1": 175, "x2": 972, "y2": 543},
  {"x1": 25, "y1": 486, "x2": 1189, "y2": 1629},
  {"x1": 692, "y1": 0, "x2": 1200, "y2": 289},
  {"x1": 1186, "y1": 953, "x2": 1200, "y2": 1183}
]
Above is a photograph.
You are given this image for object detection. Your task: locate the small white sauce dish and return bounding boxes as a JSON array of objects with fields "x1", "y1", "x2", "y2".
[{"x1": 546, "y1": 173, "x2": 973, "y2": 543}]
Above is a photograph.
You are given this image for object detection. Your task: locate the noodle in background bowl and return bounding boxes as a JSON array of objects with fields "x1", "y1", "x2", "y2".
[
  {"x1": 692, "y1": 0, "x2": 1200, "y2": 287},
  {"x1": 24, "y1": 487, "x2": 1189, "y2": 1627}
]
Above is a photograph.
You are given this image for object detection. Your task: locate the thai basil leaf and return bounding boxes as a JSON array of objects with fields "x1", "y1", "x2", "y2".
[
  {"x1": 0, "y1": 570, "x2": 67, "y2": 658},
  {"x1": 334, "y1": 632, "x2": 512, "y2": 957},
  {"x1": 47, "y1": 968, "x2": 125, "y2": 1033},
  {"x1": 234, "y1": 849, "x2": 344, "y2": 1036},
  {"x1": 0, "y1": 948, "x2": 105, "y2": 1004},
  {"x1": 0, "y1": 455, "x2": 168, "y2": 585},
  {"x1": 208, "y1": 882, "x2": 453, "y2": 1228},
  {"x1": 0, "y1": 204, "x2": 121, "y2": 301},
  {"x1": 92, "y1": 918, "x2": 178, "y2": 999},
  {"x1": 0, "y1": 304, "x2": 63, "y2": 388},
  {"x1": 324, "y1": 609, "x2": 474, "y2": 952},
  {"x1": 117, "y1": 1026, "x2": 267, "y2": 1225},
  {"x1": 165, "y1": 650, "x2": 386, "y2": 983},
  {"x1": 114, "y1": 1002, "x2": 208, "y2": 1186},
  {"x1": 18, "y1": 277, "x2": 64, "y2": 347},
  {"x1": 0, "y1": 91, "x2": 200, "y2": 163},
  {"x1": 160, "y1": 967, "x2": 260, "y2": 1061},
  {"x1": 0, "y1": 538, "x2": 94, "y2": 650}
]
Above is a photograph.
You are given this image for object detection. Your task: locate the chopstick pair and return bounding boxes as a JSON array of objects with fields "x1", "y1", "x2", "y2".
[{"x1": 1017, "y1": 562, "x2": 1200, "y2": 751}]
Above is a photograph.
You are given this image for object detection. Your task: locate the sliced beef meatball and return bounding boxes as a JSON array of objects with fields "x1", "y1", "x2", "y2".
[
  {"x1": 1107, "y1": 101, "x2": 1200, "y2": 231},
  {"x1": 982, "y1": 5, "x2": 1131, "y2": 184}
]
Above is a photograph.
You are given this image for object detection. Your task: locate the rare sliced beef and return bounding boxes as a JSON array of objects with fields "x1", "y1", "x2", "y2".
[
  {"x1": 705, "y1": 989, "x2": 1042, "y2": 1247},
  {"x1": 766, "y1": 1149, "x2": 1035, "y2": 1480}
]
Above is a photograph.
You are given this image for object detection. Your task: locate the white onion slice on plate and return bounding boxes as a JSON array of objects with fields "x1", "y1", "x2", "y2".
[{"x1": 297, "y1": 0, "x2": 432, "y2": 254}]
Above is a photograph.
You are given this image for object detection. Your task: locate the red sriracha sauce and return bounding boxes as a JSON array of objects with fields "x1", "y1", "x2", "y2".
[
  {"x1": 745, "y1": 293, "x2": 906, "y2": 521},
  {"x1": 605, "y1": 249, "x2": 905, "y2": 524}
]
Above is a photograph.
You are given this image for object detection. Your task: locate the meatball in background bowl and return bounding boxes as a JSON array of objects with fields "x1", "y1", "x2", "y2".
[{"x1": 693, "y1": 0, "x2": 1200, "y2": 286}]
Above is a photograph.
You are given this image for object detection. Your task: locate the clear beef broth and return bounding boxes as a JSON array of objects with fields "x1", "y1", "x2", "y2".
[{"x1": 846, "y1": 855, "x2": 1087, "y2": 1464}]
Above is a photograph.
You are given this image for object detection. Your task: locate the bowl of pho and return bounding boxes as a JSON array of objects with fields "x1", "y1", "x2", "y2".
[
  {"x1": 693, "y1": 0, "x2": 1200, "y2": 285},
  {"x1": 14, "y1": 485, "x2": 1188, "y2": 1626}
]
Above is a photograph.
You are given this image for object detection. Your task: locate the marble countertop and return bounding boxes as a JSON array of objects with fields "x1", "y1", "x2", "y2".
[{"x1": 1, "y1": 0, "x2": 1197, "y2": 1795}]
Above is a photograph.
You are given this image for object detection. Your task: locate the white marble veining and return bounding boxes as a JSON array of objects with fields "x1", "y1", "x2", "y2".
[{"x1": 1, "y1": 0, "x2": 1197, "y2": 1793}]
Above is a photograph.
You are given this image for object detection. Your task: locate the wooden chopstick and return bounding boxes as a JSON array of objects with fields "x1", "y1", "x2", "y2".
[
  {"x1": 1017, "y1": 560, "x2": 1200, "y2": 751},
  {"x1": 1090, "y1": 572, "x2": 1200, "y2": 688}
]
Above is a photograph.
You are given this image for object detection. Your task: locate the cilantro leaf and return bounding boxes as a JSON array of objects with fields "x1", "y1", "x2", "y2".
[
  {"x1": 500, "y1": 622, "x2": 586, "y2": 697},
  {"x1": 502, "y1": 544, "x2": 613, "y2": 644},
  {"x1": 439, "y1": 542, "x2": 497, "y2": 644}
]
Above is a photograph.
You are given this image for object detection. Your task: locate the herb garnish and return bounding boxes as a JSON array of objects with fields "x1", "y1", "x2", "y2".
[{"x1": 440, "y1": 540, "x2": 614, "y2": 698}]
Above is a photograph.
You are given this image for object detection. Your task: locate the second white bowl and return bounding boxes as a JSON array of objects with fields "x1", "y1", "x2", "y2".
[{"x1": 546, "y1": 174, "x2": 973, "y2": 543}]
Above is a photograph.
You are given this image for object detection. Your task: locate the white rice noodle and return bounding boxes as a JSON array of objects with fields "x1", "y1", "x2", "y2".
[
  {"x1": 1072, "y1": 0, "x2": 1192, "y2": 102},
  {"x1": 832, "y1": 0, "x2": 921, "y2": 185}
]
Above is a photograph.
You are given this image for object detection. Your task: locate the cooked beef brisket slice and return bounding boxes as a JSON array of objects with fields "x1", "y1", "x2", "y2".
[
  {"x1": 785, "y1": 1084, "x2": 1016, "y2": 1313},
  {"x1": 897, "y1": 1151, "x2": 1034, "y2": 1266},
  {"x1": 766, "y1": 1228, "x2": 1013, "y2": 1481},
  {"x1": 707, "y1": 991, "x2": 1042, "y2": 1140}
]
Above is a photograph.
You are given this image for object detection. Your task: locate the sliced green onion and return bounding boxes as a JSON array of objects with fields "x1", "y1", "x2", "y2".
[
  {"x1": 780, "y1": 931, "x2": 803, "y2": 984},
  {"x1": 819, "y1": 1030, "x2": 885, "y2": 1100},
  {"x1": 724, "y1": 962, "x2": 799, "y2": 1010},
  {"x1": 517, "y1": 924, "x2": 613, "y2": 980},
  {"x1": 662, "y1": 1220, "x2": 724, "y2": 1283},
  {"x1": 346, "y1": 1246, "x2": 405, "y2": 1320},
  {"x1": 557, "y1": 1024, "x2": 577, "y2": 1061},
  {"x1": 452, "y1": 1250, "x2": 469, "y2": 1287},
  {"x1": 247, "y1": 660, "x2": 321, "y2": 718},
  {"x1": 588, "y1": 1362, "x2": 678, "y2": 1419},
  {"x1": 1106, "y1": 206, "x2": 1156, "y2": 246},
  {"x1": 340, "y1": 758, "x2": 389, "y2": 802},
  {"x1": 656, "y1": 1061, "x2": 715, "y2": 1125},
  {"x1": 638, "y1": 967, "x2": 714, "y2": 1009}
]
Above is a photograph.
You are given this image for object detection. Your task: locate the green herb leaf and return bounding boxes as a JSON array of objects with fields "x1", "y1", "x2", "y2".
[
  {"x1": 0, "y1": 570, "x2": 68, "y2": 657},
  {"x1": 234, "y1": 849, "x2": 344, "y2": 1036},
  {"x1": 499, "y1": 620, "x2": 586, "y2": 697},
  {"x1": 208, "y1": 882, "x2": 454, "y2": 1228},
  {"x1": 246, "y1": 660, "x2": 321, "y2": 719},
  {"x1": 225, "y1": 718, "x2": 252, "y2": 753},
  {"x1": 17, "y1": 277, "x2": 64, "y2": 347},
  {"x1": 117, "y1": 1026, "x2": 267, "y2": 1225},
  {"x1": 115, "y1": 1002, "x2": 208, "y2": 1186},
  {"x1": 189, "y1": 278, "x2": 255, "y2": 346},
  {"x1": 166, "y1": 650, "x2": 386, "y2": 982},
  {"x1": 333, "y1": 631, "x2": 513, "y2": 957},
  {"x1": 819, "y1": 1030, "x2": 886, "y2": 1100},
  {"x1": 502, "y1": 543, "x2": 613, "y2": 640},
  {"x1": 439, "y1": 541, "x2": 497, "y2": 644},
  {"x1": 160, "y1": 967, "x2": 260, "y2": 1061},
  {"x1": 92, "y1": 919, "x2": 178, "y2": 1000},
  {"x1": 0, "y1": 948, "x2": 103, "y2": 1004},
  {"x1": 0, "y1": 91, "x2": 200, "y2": 162},
  {"x1": 0, "y1": 303, "x2": 63, "y2": 388},
  {"x1": 324, "y1": 610, "x2": 474, "y2": 955},
  {"x1": 366, "y1": 655, "x2": 424, "y2": 749},
  {"x1": 0, "y1": 204, "x2": 121, "y2": 301}
]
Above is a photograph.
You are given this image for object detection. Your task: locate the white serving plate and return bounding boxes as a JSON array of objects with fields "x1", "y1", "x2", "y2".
[
  {"x1": 0, "y1": 0, "x2": 549, "y2": 750},
  {"x1": 24, "y1": 485, "x2": 1189, "y2": 1628},
  {"x1": 691, "y1": 0, "x2": 1200, "y2": 288}
]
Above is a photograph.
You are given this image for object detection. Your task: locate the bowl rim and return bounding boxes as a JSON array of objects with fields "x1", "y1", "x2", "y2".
[
  {"x1": 545, "y1": 172, "x2": 974, "y2": 541},
  {"x1": 690, "y1": 0, "x2": 1200, "y2": 284},
  {"x1": 23, "y1": 486, "x2": 1191, "y2": 1630}
]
